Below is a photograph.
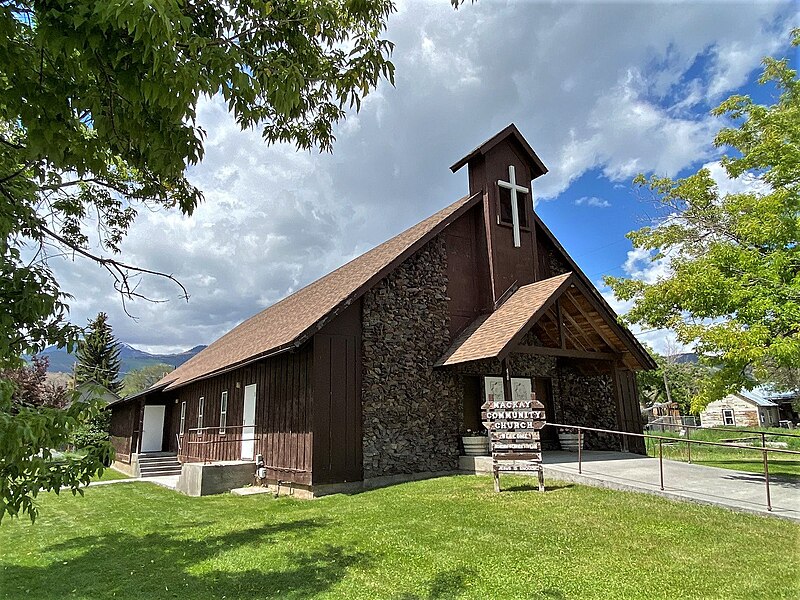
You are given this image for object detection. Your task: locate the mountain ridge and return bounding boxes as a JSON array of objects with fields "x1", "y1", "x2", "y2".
[{"x1": 30, "y1": 343, "x2": 207, "y2": 374}]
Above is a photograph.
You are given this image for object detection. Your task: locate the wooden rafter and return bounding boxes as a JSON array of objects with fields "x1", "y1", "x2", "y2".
[
  {"x1": 515, "y1": 345, "x2": 621, "y2": 361},
  {"x1": 563, "y1": 291, "x2": 619, "y2": 351}
]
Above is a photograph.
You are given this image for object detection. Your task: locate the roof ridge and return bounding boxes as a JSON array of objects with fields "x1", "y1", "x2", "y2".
[{"x1": 155, "y1": 192, "x2": 481, "y2": 391}]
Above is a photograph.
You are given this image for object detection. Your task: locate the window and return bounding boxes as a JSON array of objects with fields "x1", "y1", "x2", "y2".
[
  {"x1": 219, "y1": 391, "x2": 228, "y2": 435},
  {"x1": 722, "y1": 408, "x2": 735, "y2": 426},
  {"x1": 197, "y1": 396, "x2": 204, "y2": 433},
  {"x1": 179, "y1": 401, "x2": 186, "y2": 435},
  {"x1": 760, "y1": 412, "x2": 766, "y2": 424},
  {"x1": 498, "y1": 186, "x2": 529, "y2": 228}
]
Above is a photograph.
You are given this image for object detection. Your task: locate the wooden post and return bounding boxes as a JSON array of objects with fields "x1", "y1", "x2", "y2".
[{"x1": 493, "y1": 466, "x2": 501, "y2": 492}]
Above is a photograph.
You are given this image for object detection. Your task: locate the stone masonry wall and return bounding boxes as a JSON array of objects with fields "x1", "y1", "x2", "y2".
[
  {"x1": 361, "y1": 235, "x2": 462, "y2": 478},
  {"x1": 555, "y1": 365, "x2": 619, "y2": 450}
]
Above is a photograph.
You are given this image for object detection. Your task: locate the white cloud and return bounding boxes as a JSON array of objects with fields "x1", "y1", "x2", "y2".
[
  {"x1": 575, "y1": 196, "x2": 611, "y2": 208},
  {"x1": 702, "y1": 160, "x2": 772, "y2": 197},
  {"x1": 44, "y1": 0, "x2": 796, "y2": 354}
]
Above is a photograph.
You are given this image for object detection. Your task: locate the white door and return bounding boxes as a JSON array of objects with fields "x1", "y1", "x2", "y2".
[
  {"x1": 241, "y1": 384, "x2": 257, "y2": 460},
  {"x1": 141, "y1": 405, "x2": 166, "y2": 452}
]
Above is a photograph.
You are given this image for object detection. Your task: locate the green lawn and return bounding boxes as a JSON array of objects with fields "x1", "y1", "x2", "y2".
[
  {"x1": 91, "y1": 467, "x2": 130, "y2": 482},
  {"x1": 1, "y1": 476, "x2": 798, "y2": 599},
  {"x1": 645, "y1": 427, "x2": 800, "y2": 480}
]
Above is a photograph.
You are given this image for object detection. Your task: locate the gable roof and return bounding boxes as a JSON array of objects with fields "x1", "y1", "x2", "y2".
[
  {"x1": 157, "y1": 192, "x2": 482, "y2": 391},
  {"x1": 450, "y1": 123, "x2": 548, "y2": 178},
  {"x1": 436, "y1": 273, "x2": 572, "y2": 366},
  {"x1": 533, "y1": 214, "x2": 656, "y2": 370},
  {"x1": 436, "y1": 272, "x2": 653, "y2": 369},
  {"x1": 737, "y1": 390, "x2": 779, "y2": 408}
]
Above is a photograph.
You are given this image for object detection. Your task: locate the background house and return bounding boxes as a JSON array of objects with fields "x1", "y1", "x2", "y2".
[{"x1": 700, "y1": 389, "x2": 781, "y2": 428}]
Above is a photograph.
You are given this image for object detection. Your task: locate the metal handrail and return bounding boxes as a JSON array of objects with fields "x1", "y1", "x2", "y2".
[
  {"x1": 548, "y1": 422, "x2": 800, "y2": 512},
  {"x1": 647, "y1": 422, "x2": 800, "y2": 440}
]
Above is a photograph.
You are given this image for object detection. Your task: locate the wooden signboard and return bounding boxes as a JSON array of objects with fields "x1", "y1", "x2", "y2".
[{"x1": 482, "y1": 391, "x2": 545, "y2": 492}]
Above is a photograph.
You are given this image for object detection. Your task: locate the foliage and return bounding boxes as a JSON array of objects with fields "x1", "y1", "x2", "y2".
[
  {"x1": 0, "y1": 0, "x2": 396, "y2": 522},
  {"x1": 0, "y1": 478, "x2": 797, "y2": 598},
  {"x1": 71, "y1": 406, "x2": 112, "y2": 450},
  {"x1": 0, "y1": 356, "x2": 68, "y2": 409},
  {"x1": 636, "y1": 352, "x2": 711, "y2": 415},
  {"x1": 120, "y1": 363, "x2": 173, "y2": 397},
  {"x1": 606, "y1": 32, "x2": 800, "y2": 409},
  {"x1": 0, "y1": 382, "x2": 112, "y2": 523},
  {"x1": 75, "y1": 312, "x2": 122, "y2": 394}
]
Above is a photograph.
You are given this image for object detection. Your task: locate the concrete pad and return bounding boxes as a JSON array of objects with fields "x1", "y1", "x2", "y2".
[
  {"x1": 461, "y1": 451, "x2": 800, "y2": 522},
  {"x1": 231, "y1": 486, "x2": 273, "y2": 496}
]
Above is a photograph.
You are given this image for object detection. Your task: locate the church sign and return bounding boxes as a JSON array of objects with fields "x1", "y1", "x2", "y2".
[{"x1": 482, "y1": 376, "x2": 545, "y2": 492}]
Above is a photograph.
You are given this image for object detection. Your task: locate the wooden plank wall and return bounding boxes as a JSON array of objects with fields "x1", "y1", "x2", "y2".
[
  {"x1": 169, "y1": 343, "x2": 314, "y2": 485},
  {"x1": 109, "y1": 401, "x2": 138, "y2": 464},
  {"x1": 614, "y1": 368, "x2": 646, "y2": 454},
  {"x1": 313, "y1": 301, "x2": 362, "y2": 484}
]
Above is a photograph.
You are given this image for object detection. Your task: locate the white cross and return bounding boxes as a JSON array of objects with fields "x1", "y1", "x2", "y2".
[{"x1": 498, "y1": 165, "x2": 529, "y2": 248}]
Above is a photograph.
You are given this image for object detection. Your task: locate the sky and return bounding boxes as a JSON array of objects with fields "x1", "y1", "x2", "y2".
[{"x1": 51, "y1": 0, "x2": 797, "y2": 356}]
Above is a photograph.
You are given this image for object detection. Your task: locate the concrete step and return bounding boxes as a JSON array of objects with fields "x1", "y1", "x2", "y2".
[
  {"x1": 140, "y1": 466, "x2": 183, "y2": 477},
  {"x1": 138, "y1": 456, "x2": 181, "y2": 465}
]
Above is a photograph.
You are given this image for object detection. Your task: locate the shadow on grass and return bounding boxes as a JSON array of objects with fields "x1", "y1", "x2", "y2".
[
  {"x1": 502, "y1": 482, "x2": 575, "y2": 493},
  {"x1": 2, "y1": 518, "x2": 371, "y2": 599},
  {"x1": 394, "y1": 567, "x2": 478, "y2": 599}
]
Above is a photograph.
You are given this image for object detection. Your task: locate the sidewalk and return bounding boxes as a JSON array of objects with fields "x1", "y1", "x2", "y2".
[
  {"x1": 460, "y1": 450, "x2": 799, "y2": 521},
  {"x1": 541, "y1": 451, "x2": 799, "y2": 522},
  {"x1": 87, "y1": 474, "x2": 180, "y2": 490}
]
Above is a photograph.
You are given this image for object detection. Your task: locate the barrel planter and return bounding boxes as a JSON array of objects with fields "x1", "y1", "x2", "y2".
[
  {"x1": 461, "y1": 436, "x2": 490, "y2": 456},
  {"x1": 558, "y1": 432, "x2": 584, "y2": 452}
]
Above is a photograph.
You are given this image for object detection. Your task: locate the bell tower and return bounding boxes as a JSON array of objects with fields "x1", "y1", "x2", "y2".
[{"x1": 450, "y1": 124, "x2": 548, "y2": 306}]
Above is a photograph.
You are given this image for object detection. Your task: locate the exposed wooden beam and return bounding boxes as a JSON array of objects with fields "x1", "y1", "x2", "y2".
[
  {"x1": 556, "y1": 298, "x2": 566, "y2": 349},
  {"x1": 563, "y1": 291, "x2": 620, "y2": 351},
  {"x1": 515, "y1": 345, "x2": 621, "y2": 361},
  {"x1": 560, "y1": 309, "x2": 594, "y2": 351}
]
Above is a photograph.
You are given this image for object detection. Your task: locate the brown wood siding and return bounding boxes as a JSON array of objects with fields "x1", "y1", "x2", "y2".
[
  {"x1": 482, "y1": 140, "x2": 538, "y2": 302},
  {"x1": 445, "y1": 205, "x2": 492, "y2": 337},
  {"x1": 614, "y1": 368, "x2": 646, "y2": 454},
  {"x1": 109, "y1": 401, "x2": 138, "y2": 464},
  {"x1": 312, "y1": 301, "x2": 362, "y2": 484},
  {"x1": 169, "y1": 344, "x2": 314, "y2": 485}
]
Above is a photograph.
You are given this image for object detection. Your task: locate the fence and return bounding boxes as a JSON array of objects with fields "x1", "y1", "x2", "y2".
[
  {"x1": 645, "y1": 415, "x2": 699, "y2": 431},
  {"x1": 547, "y1": 422, "x2": 800, "y2": 512}
]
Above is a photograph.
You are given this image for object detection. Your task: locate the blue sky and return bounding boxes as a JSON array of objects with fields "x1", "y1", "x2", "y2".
[{"x1": 51, "y1": 1, "x2": 798, "y2": 355}]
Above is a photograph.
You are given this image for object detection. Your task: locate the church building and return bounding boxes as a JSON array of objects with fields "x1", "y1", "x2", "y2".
[{"x1": 109, "y1": 125, "x2": 654, "y2": 494}]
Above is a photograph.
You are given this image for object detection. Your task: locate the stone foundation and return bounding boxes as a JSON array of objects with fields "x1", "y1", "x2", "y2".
[{"x1": 361, "y1": 235, "x2": 461, "y2": 478}]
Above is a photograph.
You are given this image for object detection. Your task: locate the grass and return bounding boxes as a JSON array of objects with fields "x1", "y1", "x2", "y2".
[
  {"x1": 90, "y1": 467, "x2": 130, "y2": 482},
  {"x1": 1, "y1": 476, "x2": 798, "y2": 599},
  {"x1": 644, "y1": 426, "x2": 800, "y2": 480}
]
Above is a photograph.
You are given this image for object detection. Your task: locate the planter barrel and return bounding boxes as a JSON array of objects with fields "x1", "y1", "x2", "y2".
[{"x1": 462, "y1": 436, "x2": 490, "y2": 456}]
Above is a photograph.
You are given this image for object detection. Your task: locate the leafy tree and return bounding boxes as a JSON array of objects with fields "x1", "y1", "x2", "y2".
[
  {"x1": 75, "y1": 312, "x2": 122, "y2": 393},
  {"x1": 637, "y1": 352, "x2": 711, "y2": 415},
  {"x1": 1, "y1": 0, "x2": 396, "y2": 521},
  {"x1": 607, "y1": 32, "x2": 800, "y2": 410},
  {"x1": 0, "y1": 356, "x2": 68, "y2": 409},
  {"x1": 0, "y1": 363, "x2": 111, "y2": 522},
  {"x1": 121, "y1": 363, "x2": 174, "y2": 397}
]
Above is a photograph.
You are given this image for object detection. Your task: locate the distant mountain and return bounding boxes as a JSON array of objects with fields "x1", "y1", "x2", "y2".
[
  {"x1": 668, "y1": 353, "x2": 699, "y2": 365},
  {"x1": 29, "y1": 343, "x2": 207, "y2": 375}
]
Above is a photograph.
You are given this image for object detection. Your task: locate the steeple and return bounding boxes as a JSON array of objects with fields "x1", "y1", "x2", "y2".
[{"x1": 451, "y1": 124, "x2": 548, "y2": 305}]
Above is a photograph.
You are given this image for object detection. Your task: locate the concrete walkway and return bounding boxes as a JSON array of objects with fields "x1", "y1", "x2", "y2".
[
  {"x1": 462, "y1": 451, "x2": 799, "y2": 522},
  {"x1": 86, "y1": 474, "x2": 180, "y2": 490}
]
